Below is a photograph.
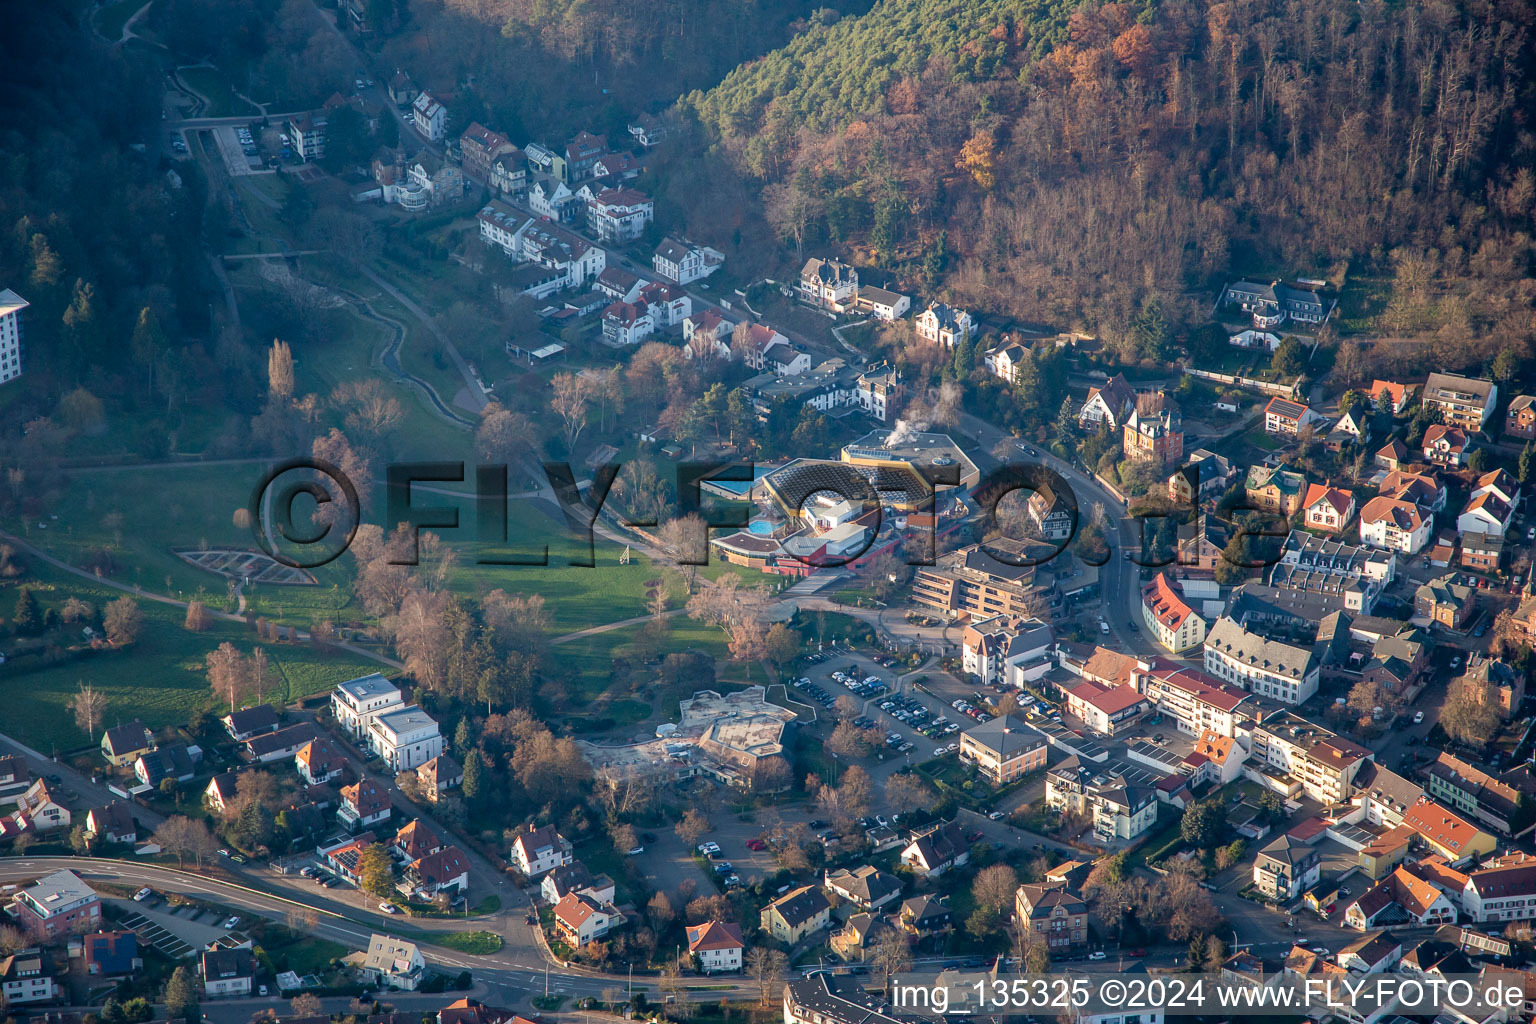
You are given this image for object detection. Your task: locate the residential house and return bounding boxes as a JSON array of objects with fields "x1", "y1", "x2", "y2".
[
  {"x1": 982, "y1": 339, "x2": 1030, "y2": 384},
  {"x1": 822, "y1": 865, "x2": 902, "y2": 911},
  {"x1": 204, "y1": 772, "x2": 241, "y2": 815},
  {"x1": 458, "y1": 123, "x2": 516, "y2": 181},
  {"x1": 856, "y1": 286, "x2": 910, "y2": 321},
  {"x1": 898, "y1": 894, "x2": 952, "y2": 939},
  {"x1": 405, "y1": 154, "x2": 465, "y2": 206},
  {"x1": 411, "y1": 91, "x2": 447, "y2": 142},
  {"x1": 1506, "y1": 395, "x2": 1536, "y2": 439},
  {"x1": 1401, "y1": 797, "x2": 1498, "y2": 864},
  {"x1": 899, "y1": 822, "x2": 972, "y2": 877},
  {"x1": 828, "y1": 912, "x2": 890, "y2": 962},
  {"x1": 12, "y1": 871, "x2": 99, "y2": 938},
  {"x1": 0, "y1": 754, "x2": 30, "y2": 801},
  {"x1": 1329, "y1": 407, "x2": 1371, "y2": 450},
  {"x1": 386, "y1": 70, "x2": 417, "y2": 107},
  {"x1": 585, "y1": 187, "x2": 653, "y2": 244},
  {"x1": 1461, "y1": 532, "x2": 1504, "y2": 573},
  {"x1": 200, "y1": 949, "x2": 255, "y2": 998},
  {"x1": 1014, "y1": 882, "x2": 1088, "y2": 953},
  {"x1": 1078, "y1": 373, "x2": 1137, "y2": 430},
  {"x1": 81, "y1": 931, "x2": 140, "y2": 977},
  {"x1": 332, "y1": 674, "x2": 405, "y2": 739},
  {"x1": 338, "y1": 778, "x2": 391, "y2": 830},
  {"x1": 1253, "y1": 834, "x2": 1322, "y2": 900},
  {"x1": 1045, "y1": 757, "x2": 1159, "y2": 841},
  {"x1": 417, "y1": 754, "x2": 462, "y2": 800},
  {"x1": 1122, "y1": 392, "x2": 1183, "y2": 466},
  {"x1": 686, "y1": 921, "x2": 743, "y2": 973},
  {"x1": 360, "y1": 935, "x2": 426, "y2": 990},
  {"x1": 222, "y1": 705, "x2": 279, "y2": 742},
  {"x1": 1461, "y1": 655, "x2": 1526, "y2": 719},
  {"x1": 1167, "y1": 450, "x2": 1231, "y2": 506},
  {"x1": 1026, "y1": 482, "x2": 1074, "y2": 540},
  {"x1": 84, "y1": 801, "x2": 136, "y2": 845},
  {"x1": 526, "y1": 179, "x2": 578, "y2": 222},
  {"x1": 1141, "y1": 573, "x2": 1209, "y2": 653},
  {"x1": 1370, "y1": 380, "x2": 1416, "y2": 415},
  {"x1": 1422, "y1": 373, "x2": 1498, "y2": 431},
  {"x1": 1245, "y1": 465, "x2": 1310, "y2": 517},
  {"x1": 100, "y1": 721, "x2": 154, "y2": 767},
  {"x1": 1359, "y1": 497, "x2": 1431, "y2": 555},
  {"x1": 133, "y1": 744, "x2": 196, "y2": 789},
  {"x1": 13, "y1": 779, "x2": 70, "y2": 832},
  {"x1": 1203, "y1": 617, "x2": 1321, "y2": 705},
  {"x1": 559, "y1": 131, "x2": 607, "y2": 182},
  {"x1": 366, "y1": 705, "x2": 443, "y2": 771},
  {"x1": 326, "y1": 833, "x2": 377, "y2": 884},
  {"x1": 404, "y1": 846, "x2": 470, "y2": 900},
  {"x1": 1423, "y1": 424, "x2": 1470, "y2": 467},
  {"x1": 759, "y1": 885, "x2": 832, "y2": 944},
  {"x1": 798, "y1": 257, "x2": 859, "y2": 311},
  {"x1": 295, "y1": 737, "x2": 349, "y2": 786},
  {"x1": 1414, "y1": 574, "x2": 1475, "y2": 629},
  {"x1": 392, "y1": 819, "x2": 444, "y2": 862},
  {"x1": 509, "y1": 825, "x2": 573, "y2": 878},
  {"x1": 0, "y1": 949, "x2": 56, "y2": 1005},
  {"x1": 552, "y1": 896, "x2": 623, "y2": 951},
  {"x1": 488, "y1": 150, "x2": 526, "y2": 198},
  {"x1": 654, "y1": 238, "x2": 723, "y2": 284},
  {"x1": 914, "y1": 303, "x2": 973, "y2": 348},
  {"x1": 1346, "y1": 865, "x2": 1458, "y2": 929},
  {"x1": 541, "y1": 862, "x2": 615, "y2": 906},
  {"x1": 1375, "y1": 437, "x2": 1410, "y2": 471},
  {"x1": 1458, "y1": 491, "x2": 1514, "y2": 538},
  {"x1": 1220, "y1": 279, "x2": 1334, "y2": 328},
  {"x1": 1302, "y1": 483, "x2": 1356, "y2": 534},
  {"x1": 1264, "y1": 397, "x2": 1326, "y2": 436},
  {"x1": 1381, "y1": 468, "x2": 1448, "y2": 513},
  {"x1": 1177, "y1": 513, "x2": 1234, "y2": 573},
  {"x1": 1461, "y1": 853, "x2": 1536, "y2": 923},
  {"x1": 957, "y1": 716, "x2": 1047, "y2": 783},
  {"x1": 1337, "y1": 931, "x2": 1404, "y2": 974},
  {"x1": 592, "y1": 152, "x2": 639, "y2": 179}
]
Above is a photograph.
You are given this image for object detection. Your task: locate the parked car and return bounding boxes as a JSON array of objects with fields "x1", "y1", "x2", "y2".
[
  {"x1": 988, "y1": 811, "x2": 1006, "y2": 821},
  {"x1": 133, "y1": 887, "x2": 153, "y2": 902},
  {"x1": 379, "y1": 903, "x2": 400, "y2": 914},
  {"x1": 746, "y1": 839, "x2": 766, "y2": 851},
  {"x1": 222, "y1": 916, "x2": 241, "y2": 930},
  {"x1": 626, "y1": 846, "x2": 645, "y2": 856},
  {"x1": 1088, "y1": 952, "x2": 1107, "y2": 961},
  {"x1": 1414, "y1": 711, "x2": 1425, "y2": 724}
]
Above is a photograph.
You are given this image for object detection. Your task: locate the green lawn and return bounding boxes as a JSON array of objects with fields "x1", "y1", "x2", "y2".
[
  {"x1": 178, "y1": 65, "x2": 258, "y2": 118},
  {"x1": 95, "y1": 0, "x2": 146, "y2": 40},
  {"x1": 434, "y1": 931, "x2": 502, "y2": 954},
  {"x1": 0, "y1": 563, "x2": 387, "y2": 751}
]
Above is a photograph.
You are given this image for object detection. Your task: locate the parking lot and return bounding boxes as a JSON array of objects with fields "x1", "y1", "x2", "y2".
[{"x1": 789, "y1": 651, "x2": 953, "y2": 762}]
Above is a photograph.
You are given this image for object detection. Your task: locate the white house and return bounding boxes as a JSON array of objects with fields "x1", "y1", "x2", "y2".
[
  {"x1": 1359, "y1": 496, "x2": 1431, "y2": 554},
  {"x1": 1203, "y1": 617, "x2": 1320, "y2": 706},
  {"x1": 686, "y1": 920, "x2": 744, "y2": 973},
  {"x1": 331, "y1": 674, "x2": 404, "y2": 739},
  {"x1": 510, "y1": 825, "x2": 573, "y2": 878},
  {"x1": 899, "y1": 822, "x2": 970, "y2": 878},
  {"x1": 200, "y1": 949, "x2": 254, "y2": 998},
  {"x1": 0, "y1": 949, "x2": 57, "y2": 1005},
  {"x1": 360, "y1": 935, "x2": 426, "y2": 991},
  {"x1": 799, "y1": 257, "x2": 858, "y2": 310},
  {"x1": 982, "y1": 340, "x2": 1029, "y2": 384},
  {"x1": 366, "y1": 705, "x2": 443, "y2": 772},
  {"x1": 1458, "y1": 491, "x2": 1515, "y2": 538},
  {"x1": 914, "y1": 303, "x2": 973, "y2": 348},
  {"x1": 1141, "y1": 573, "x2": 1209, "y2": 654},
  {"x1": 410, "y1": 91, "x2": 447, "y2": 142},
  {"x1": 585, "y1": 187, "x2": 653, "y2": 244},
  {"x1": 655, "y1": 238, "x2": 723, "y2": 284},
  {"x1": 857, "y1": 286, "x2": 909, "y2": 321},
  {"x1": 553, "y1": 892, "x2": 624, "y2": 946}
]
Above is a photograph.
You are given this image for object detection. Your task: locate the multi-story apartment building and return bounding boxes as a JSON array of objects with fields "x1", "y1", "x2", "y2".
[
  {"x1": 458, "y1": 122, "x2": 516, "y2": 181},
  {"x1": 1422, "y1": 372, "x2": 1498, "y2": 431},
  {"x1": 911, "y1": 544, "x2": 1059, "y2": 621},
  {"x1": 332, "y1": 673, "x2": 405, "y2": 739},
  {"x1": 0, "y1": 289, "x2": 27, "y2": 385},
  {"x1": 1134, "y1": 661, "x2": 1253, "y2": 738},
  {"x1": 654, "y1": 237, "x2": 724, "y2": 284},
  {"x1": 1046, "y1": 757, "x2": 1158, "y2": 841},
  {"x1": 585, "y1": 187, "x2": 654, "y2": 243},
  {"x1": 961, "y1": 616, "x2": 1054, "y2": 686},
  {"x1": 366, "y1": 705, "x2": 442, "y2": 772},
  {"x1": 1203, "y1": 617, "x2": 1321, "y2": 705},
  {"x1": 12, "y1": 871, "x2": 100, "y2": 938},
  {"x1": 1359, "y1": 496, "x2": 1431, "y2": 555},
  {"x1": 1141, "y1": 573, "x2": 1209, "y2": 654},
  {"x1": 1424, "y1": 752, "x2": 1533, "y2": 839},
  {"x1": 957, "y1": 715, "x2": 1048, "y2": 783},
  {"x1": 1014, "y1": 883, "x2": 1088, "y2": 954},
  {"x1": 1463, "y1": 854, "x2": 1536, "y2": 923},
  {"x1": 1249, "y1": 713, "x2": 1372, "y2": 805},
  {"x1": 1253, "y1": 835, "x2": 1321, "y2": 900}
]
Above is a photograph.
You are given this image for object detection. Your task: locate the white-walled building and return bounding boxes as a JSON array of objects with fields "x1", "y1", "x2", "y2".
[
  {"x1": 0, "y1": 289, "x2": 28, "y2": 385},
  {"x1": 510, "y1": 825, "x2": 573, "y2": 878},
  {"x1": 1203, "y1": 617, "x2": 1320, "y2": 705},
  {"x1": 655, "y1": 238, "x2": 724, "y2": 284},
  {"x1": 1359, "y1": 497, "x2": 1432, "y2": 555},
  {"x1": 366, "y1": 706, "x2": 442, "y2": 772},
  {"x1": 410, "y1": 91, "x2": 447, "y2": 142},
  {"x1": 1140, "y1": 574, "x2": 1209, "y2": 654},
  {"x1": 914, "y1": 303, "x2": 973, "y2": 348},
  {"x1": 332, "y1": 674, "x2": 405, "y2": 739},
  {"x1": 686, "y1": 920, "x2": 743, "y2": 973}
]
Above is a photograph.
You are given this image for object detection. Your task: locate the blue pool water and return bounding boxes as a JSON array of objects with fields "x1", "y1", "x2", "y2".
[{"x1": 748, "y1": 521, "x2": 774, "y2": 536}]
